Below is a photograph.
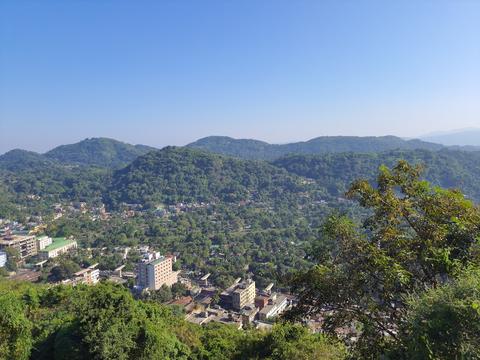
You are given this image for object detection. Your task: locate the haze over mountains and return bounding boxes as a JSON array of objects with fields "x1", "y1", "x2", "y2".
[
  {"x1": 2, "y1": 134, "x2": 480, "y2": 214},
  {"x1": 420, "y1": 128, "x2": 480, "y2": 147},
  {"x1": 3, "y1": 130, "x2": 479, "y2": 167},
  {"x1": 186, "y1": 135, "x2": 444, "y2": 160}
]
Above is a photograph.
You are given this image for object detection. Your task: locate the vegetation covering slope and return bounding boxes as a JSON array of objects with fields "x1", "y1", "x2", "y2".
[
  {"x1": 0, "y1": 280, "x2": 346, "y2": 360},
  {"x1": 0, "y1": 149, "x2": 58, "y2": 172},
  {"x1": 187, "y1": 135, "x2": 443, "y2": 160},
  {"x1": 44, "y1": 137, "x2": 156, "y2": 168},
  {"x1": 106, "y1": 147, "x2": 306, "y2": 207},
  {"x1": 287, "y1": 162, "x2": 480, "y2": 359},
  {"x1": 272, "y1": 149, "x2": 480, "y2": 202},
  {"x1": 0, "y1": 151, "x2": 108, "y2": 217}
]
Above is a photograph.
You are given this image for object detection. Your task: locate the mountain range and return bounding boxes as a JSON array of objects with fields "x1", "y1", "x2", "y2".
[
  {"x1": 186, "y1": 135, "x2": 444, "y2": 160},
  {"x1": 0, "y1": 135, "x2": 452, "y2": 169},
  {"x1": 420, "y1": 128, "x2": 480, "y2": 147},
  {"x1": 2, "y1": 136, "x2": 480, "y2": 218}
]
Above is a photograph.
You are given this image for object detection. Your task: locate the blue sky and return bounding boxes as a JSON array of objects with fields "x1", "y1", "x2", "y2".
[{"x1": 1, "y1": 0, "x2": 479, "y2": 153}]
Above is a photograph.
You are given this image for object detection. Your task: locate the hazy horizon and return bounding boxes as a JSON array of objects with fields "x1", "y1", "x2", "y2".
[
  {"x1": 2, "y1": 127, "x2": 480, "y2": 155},
  {"x1": 1, "y1": 1, "x2": 479, "y2": 153}
]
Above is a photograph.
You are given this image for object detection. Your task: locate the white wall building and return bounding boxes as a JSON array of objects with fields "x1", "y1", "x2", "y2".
[{"x1": 0, "y1": 251, "x2": 6, "y2": 267}]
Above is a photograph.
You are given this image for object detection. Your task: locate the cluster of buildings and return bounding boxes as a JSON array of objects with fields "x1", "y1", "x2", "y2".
[
  {"x1": 184, "y1": 278, "x2": 293, "y2": 330},
  {"x1": 0, "y1": 232, "x2": 77, "y2": 265}
]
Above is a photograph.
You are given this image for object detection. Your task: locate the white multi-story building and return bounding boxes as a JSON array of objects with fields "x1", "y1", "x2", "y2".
[
  {"x1": 258, "y1": 294, "x2": 289, "y2": 321},
  {"x1": 36, "y1": 236, "x2": 53, "y2": 250},
  {"x1": 39, "y1": 237, "x2": 77, "y2": 259}
]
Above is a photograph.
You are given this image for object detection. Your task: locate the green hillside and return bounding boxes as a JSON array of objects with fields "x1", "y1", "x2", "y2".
[
  {"x1": 106, "y1": 147, "x2": 305, "y2": 207},
  {"x1": 45, "y1": 137, "x2": 156, "y2": 168},
  {"x1": 272, "y1": 149, "x2": 480, "y2": 201},
  {"x1": 187, "y1": 135, "x2": 443, "y2": 160},
  {"x1": 0, "y1": 149, "x2": 58, "y2": 172}
]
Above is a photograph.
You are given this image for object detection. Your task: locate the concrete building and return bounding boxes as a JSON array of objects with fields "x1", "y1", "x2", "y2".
[
  {"x1": 255, "y1": 295, "x2": 269, "y2": 310},
  {"x1": 39, "y1": 237, "x2": 77, "y2": 259},
  {"x1": 137, "y1": 254, "x2": 178, "y2": 290},
  {"x1": 74, "y1": 264, "x2": 100, "y2": 285},
  {"x1": 36, "y1": 236, "x2": 52, "y2": 251},
  {"x1": 241, "y1": 306, "x2": 259, "y2": 326},
  {"x1": 0, "y1": 251, "x2": 6, "y2": 267},
  {"x1": 258, "y1": 294, "x2": 288, "y2": 321},
  {"x1": 220, "y1": 279, "x2": 256, "y2": 311},
  {"x1": 0, "y1": 234, "x2": 37, "y2": 259}
]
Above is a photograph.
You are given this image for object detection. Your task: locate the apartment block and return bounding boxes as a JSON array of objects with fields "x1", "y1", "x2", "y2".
[
  {"x1": 220, "y1": 279, "x2": 256, "y2": 311},
  {"x1": 258, "y1": 294, "x2": 289, "y2": 321},
  {"x1": 0, "y1": 234, "x2": 37, "y2": 259},
  {"x1": 137, "y1": 254, "x2": 178, "y2": 290}
]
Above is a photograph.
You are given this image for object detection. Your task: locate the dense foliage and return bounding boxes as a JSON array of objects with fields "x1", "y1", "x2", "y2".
[
  {"x1": 2, "y1": 137, "x2": 480, "y2": 358},
  {"x1": 273, "y1": 149, "x2": 480, "y2": 201},
  {"x1": 0, "y1": 158, "x2": 108, "y2": 216},
  {"x1": 0, "y1": 280, "x2": 346, "y2": 360},
  {"x1": 106, "y1": 147, "x2": 306, "y2": 207},
  {"x1": 44, "y1": 137, "x2": 156, "y2": 168},
  {"x1": 286, "y1": 161, "x2": 480, "y2": 358},
  {"x1": 400, "y1": 267, "x2": 480, "y2": 359},
  {"x1": 187, "y1": 135, "x2": 443, "y2": 160}
]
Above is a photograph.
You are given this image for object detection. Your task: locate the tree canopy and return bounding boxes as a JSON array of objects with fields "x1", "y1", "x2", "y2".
[{"x1": 286, "y1": 161, "x2": 480, "y2": 358}]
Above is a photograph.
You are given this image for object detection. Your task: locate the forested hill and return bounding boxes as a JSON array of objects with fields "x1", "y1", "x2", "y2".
[
  {"x1": 0, "y1": 149, "x2": 58, "y2": 172},
  {"x1": 187, "y1": 135, "x2": 444, "y2": 160},
  {"x1": 3, "y1": 141, "x2": 480, "y2": 217},
  {"x1": 272, "y1": 149, "x2": 480, "y2": 202},
  {"x1": 44, "y1": 137, "x2": 157, "y2": 168},
  {"x1": 106, "y1": 146, "x2": 306, "y2": 208}
]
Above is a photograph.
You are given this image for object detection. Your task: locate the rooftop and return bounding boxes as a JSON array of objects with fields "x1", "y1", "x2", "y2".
[
  {"x1": 0, "y1": 234, "x2": 35, "y2": 245},
  {"x1": 149, "y1": 256, "x2": 167, "y2": 266},
  {"x1": 41, "y1": 237, "x2": 76, "y2": 252}
]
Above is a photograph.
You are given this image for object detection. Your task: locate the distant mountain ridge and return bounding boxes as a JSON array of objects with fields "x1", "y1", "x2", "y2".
[
  {"x1": 187, "y1": 135, "x2": 444, "y2": 160},
  {"x1": 3, "y1": 139, "x2": 480, "y2": 219},
  {"x1": 420, "y1": 128, "x2": 480, "y2": 147}
]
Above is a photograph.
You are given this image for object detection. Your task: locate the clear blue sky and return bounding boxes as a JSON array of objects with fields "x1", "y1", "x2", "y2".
[{"x1": 1, "y1": 0, "x2": 479, "y2": 153}]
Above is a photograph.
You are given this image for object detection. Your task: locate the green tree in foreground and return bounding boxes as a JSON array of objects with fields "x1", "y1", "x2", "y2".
[
  {"x1": 0, "y1": 293, "x2": 32, "y2": 360},
  {"x1": 400, "y1": 267, "x2": 480, "y2": 359},
  {"x1": 286, "y1": 161, "x2": 480, "y2": 357}
]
